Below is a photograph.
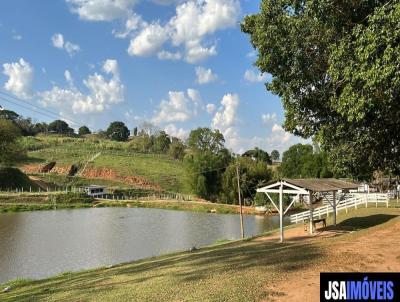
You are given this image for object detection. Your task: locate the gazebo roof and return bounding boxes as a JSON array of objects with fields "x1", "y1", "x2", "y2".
[
  {"x1": 257, "y1": 178, "x2": 360, "y2": 194},
  {"x1": 280, "y1": 178, "x2": 359, "y2": 192}
]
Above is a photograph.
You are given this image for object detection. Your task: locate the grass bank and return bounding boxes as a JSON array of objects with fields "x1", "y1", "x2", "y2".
[{"x1": 1, "y1": 206, "x2": 399, "y2": 301}]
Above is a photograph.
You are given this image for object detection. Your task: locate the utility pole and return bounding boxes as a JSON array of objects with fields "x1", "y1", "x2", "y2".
[{"x1": 236, "y1": 165, "x2": 244, "y2": 239}]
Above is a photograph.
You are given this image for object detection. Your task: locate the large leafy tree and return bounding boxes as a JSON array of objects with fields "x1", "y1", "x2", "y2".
[
  {"x1": 242, "y1": 0, "x2": 399, "y2": 179},
  {"x1": 271, "y1": 150, "x2": 280, "y2": 162},
  {"x1": 185, "y1": 128, "x2": 231, "y2": 200},
  {"x1": 279, "y1": 144, "x2": 333, "y2": 179},
  {"x1": 221, "y1": 157, "x2": 272, "y2": 205},
  {"x1": 78, "y1": 126, "x2": 91, "y2": 136},
  {"x1": 0, "y1": 119, "x2": 25, "y2": 166},
  {"x1": 48, "y1": 120, "x2": 74, "y2": 135},
  {"x1": 242, "y1": 147, "x2": 272, "y2": 164},
  {"x1": 106, "y1": 121, "x2": 130, "y2": 141}
]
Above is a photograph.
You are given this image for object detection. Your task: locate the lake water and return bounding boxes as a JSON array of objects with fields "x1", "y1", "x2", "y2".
[{"x1": 0, "y1": 207, "x2": 288, "y2": 283}]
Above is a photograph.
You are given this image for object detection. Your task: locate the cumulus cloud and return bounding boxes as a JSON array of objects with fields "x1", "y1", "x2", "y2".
[
  {"x1": 244, "y1": 69, "x2": 268, "y2": 83},
  {"x1": 164, "y1": 123, "x2": 188, "y2": 140},
  {"x1": 51, "y1": 33, "x2": 80, "y2": 56},
  {"x1": 211, "y1": 93, "x2": 240, "y2": 150},
  {"x1": 261, "y1": 112, "x2": 277, "y2": 124},
  {"x1": 206, "y1": 103, "x2": 216, "y2": 114},
  {"x1": 157, "y1": 50, "x2": 182, "y2": 60},
  {"x1": 127, "y1": 23, "x2": 169, "y2": 56},
  {"x1": 66, "y1": 0, "x2": 137, "y2": 21},
  {"x1": 152, "y1": 88, "x2": 202, "y2": 124},
  {"x1": 195, "y1": 66, "x2": 217, "y2": 84},
  {"x1": 125, "y1": 0, "x2": 240, "y2": 63},
  {"x1": 40, "y1": 59, "x2": 124, "y2": 114},
  {"x1": 2, "y1": 58, "x2": 34, "y2": 99}
]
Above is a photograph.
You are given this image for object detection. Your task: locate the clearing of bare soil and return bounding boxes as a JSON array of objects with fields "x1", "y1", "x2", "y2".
[
  {"x1": 261, "y1": 210, "x2": 400, "y2": 302},
  {"x1": 21, "y1": 164, "x2": 160, "y2": 190}
]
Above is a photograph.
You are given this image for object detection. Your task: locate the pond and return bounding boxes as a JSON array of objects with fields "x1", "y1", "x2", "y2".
[{"x1": 0, "y1": 207, "x2": 289, "y2": 283}]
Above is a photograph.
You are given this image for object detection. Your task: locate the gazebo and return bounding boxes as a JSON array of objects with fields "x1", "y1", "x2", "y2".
[{"x1": 256, "y1": 178, "x2": 359, "y2": 242}]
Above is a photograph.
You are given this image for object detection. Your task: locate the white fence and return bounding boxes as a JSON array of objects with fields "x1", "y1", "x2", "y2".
[{"x1": 290, "y1": 193, "x2": 390, "y2": 224}]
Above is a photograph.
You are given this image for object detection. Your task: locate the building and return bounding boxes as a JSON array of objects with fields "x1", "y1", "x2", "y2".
[{"x1": 82, "y1": 185, "x2": 107, "y2": 197}]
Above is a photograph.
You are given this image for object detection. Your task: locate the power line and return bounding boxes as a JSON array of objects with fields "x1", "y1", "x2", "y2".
[{"x1": 0, "y1": 91, "x2": 81, "y2": 126}]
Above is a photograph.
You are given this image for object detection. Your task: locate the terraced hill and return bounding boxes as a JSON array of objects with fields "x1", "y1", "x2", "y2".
[{"x1": 18, "y1": 135, "x2": 192, "y2": 194}]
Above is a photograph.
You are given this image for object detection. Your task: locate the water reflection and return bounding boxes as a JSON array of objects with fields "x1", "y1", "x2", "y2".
[{"x1": 0, "y1": 208, "x2": 289, "y2": 283}]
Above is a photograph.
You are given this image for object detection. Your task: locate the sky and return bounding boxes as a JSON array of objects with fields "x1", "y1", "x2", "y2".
[{"x1": 0, "y1": 0, "x2": 307, "y2": 154}]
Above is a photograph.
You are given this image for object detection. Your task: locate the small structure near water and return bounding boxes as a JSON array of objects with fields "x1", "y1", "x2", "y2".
[
  {"x1": 82, "y1": 185, "x2": 107, "y2": 197},
  {"x1": 257, "y1": 178, "x2": 360, "y2": 242}
]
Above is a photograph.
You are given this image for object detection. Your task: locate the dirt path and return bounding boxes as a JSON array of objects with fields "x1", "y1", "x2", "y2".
[{"x1": 264, "y1": 218, "x2": 400, "y2": 301}]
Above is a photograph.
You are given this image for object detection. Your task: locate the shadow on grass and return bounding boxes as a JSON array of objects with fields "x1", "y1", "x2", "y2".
[
  {"x1": 334, "y1": 214, "x2": 398, "y2": 231},
  {"x1": 1, "y1": 239, "x2": 324, "y2": 302}
]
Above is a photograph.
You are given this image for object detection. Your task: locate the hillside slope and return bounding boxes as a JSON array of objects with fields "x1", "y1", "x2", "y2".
[{"x1": 19, "y1": 136, "x2": 192, "y2": 194}]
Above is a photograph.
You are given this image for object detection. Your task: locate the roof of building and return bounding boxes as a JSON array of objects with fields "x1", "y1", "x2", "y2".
[
  {"x1": 82, "y1": 185, "x2": 107, "y2": 189},
  {"x1": 281, "y1": 178, "x2": 359, "y2": 192}
]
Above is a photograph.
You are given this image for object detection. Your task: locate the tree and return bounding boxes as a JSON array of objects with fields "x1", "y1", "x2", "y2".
[
  {"x1": 271, "y1": 150, "x2": 280, "y2": 162},
  {"x1": 188, "y1": 127, "x2": 225, "y2": 154},
  {"x1": 0, "y1": 119, "x2": 25, "y2": 166},
  {"x1": 279, "y1": 144, "x2": 333, "y2": 179},
  {"x1": 48, "y1": 120, "x2": 74, "y2": 135},
  {"x1": 154, "y1": 131, "x2": 171, "y2": 153},
  {"x1": 185, "y1": 128, "x2": 231, "y2": 200},
  {"x1": 133, "y1": 127, "x2": 138, "y2": 136},
  {"x1": 242, "y1": 147, "x2": 272, "y2": 164},
  {"x1": 241, "y1": 1, "x2": 399, "y2": 179},
  {"x1": 168, "y1": 138, "x2": 186, "y2": 160},
  {"x1": 221, "y1": 157, "x2": 272, "y2": 205},
  {"x1": 106, "y1": 121, "x2": 130, "y2": 141},
  {"x1": 78, "y1": 126, "x2": 91, "y2": 136}
]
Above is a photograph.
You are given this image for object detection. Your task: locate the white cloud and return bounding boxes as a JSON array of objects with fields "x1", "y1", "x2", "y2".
[
  {"x1": 66, "y1": 0, "x2": 137, "y2": 21},
  {"x1": 52, "y1": 33, "x2": 64, "y2": 48},
  {"x1": 153, "y1": 88, "x2": 202, "y2": 124},
  {"x1": 211, "y1": 93, "x2": 240, "y2": 150},
  {"x1": 127, "y1": 23, "x2": 168, "y2": 56},
  {"x1": 195, "y1": 66, "x2": 217, "y2": 84},
  {"x1": 157, "y1": 50, "x2": 182, "y2": 60},
  {"x1": 152, "y1": 90, "x2": 191, "y2": 124},
  {"x1": 124, "y1": 0, "x2": 240, "y2": 63},
  {"x1": 212, "y1": 93, "x2": 239, "y2": 130},
  {"x1": 40, "y1": 59, "x2": 124, "y2": 114},
  {"x1": 261, "y1": 113, "x2": 277, "y2": 124},
  {"x1": 244, "y1": 69, "x2": 268, "y2": 83},
  {"x1": 272, "y1": 123, "x2": 283, "y2": 133},
  {"x1": 51, "y1": 33, "x2": 80, "y2": 56},
  {"x1": 206, "y1": 103, "x2": 216, "y2": 114},
  {"x1": 164, "y1": 123, "x2": 188, "y2": 140},
  {"x1": 113, "y1": 13, "x2": 143, "y2": 38},
  {"x1": 2, "y1": 58, "x2": 34, "y2": 99},
  {"x1": 64, "y1": 70, "x2": 74, "y2": 86}
]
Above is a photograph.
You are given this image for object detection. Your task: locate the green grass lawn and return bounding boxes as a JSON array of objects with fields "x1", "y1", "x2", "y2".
[
  {"x1": 20, "y1": 136, "x2": 192, "y2": 193},
  {"x1": 1, "y1": 206, "x2": 399, "y2": 302}
]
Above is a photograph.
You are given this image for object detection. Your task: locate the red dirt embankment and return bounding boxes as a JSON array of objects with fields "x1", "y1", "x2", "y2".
[{"x1": 21, "y1": 164, "x2": 161, "y2": 190}]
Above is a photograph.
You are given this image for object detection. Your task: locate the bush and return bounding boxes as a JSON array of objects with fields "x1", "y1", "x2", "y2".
[{"x1": 52, "y1": 192, "x2": 94, "y2": 204}]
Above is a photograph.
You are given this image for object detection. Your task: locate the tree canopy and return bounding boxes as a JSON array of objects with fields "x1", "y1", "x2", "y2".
[
  {"x1": 279, "y1": 144, "x2": 333, "y2": 179},
  {"x1": 48, "y1": 120, "x2": 74, "y2": 135},
  {"x1": 242, "y1": 147, "x2": 272, "y2": 164},
  {"x1": 106, "y1": 121, "x2": 130, "y2": 141},
  {"x1": 78, "y1": 126, "x2": 91, "y2": 136},
  {"x1": 242, "y1": 0, "x2": 399, "y2": 179},
  {"x1": 0, "y1": 119, "x2": 25, "y2": 166},
  {"x1": 271, "y1": 150, "x2": 280, "y2": 161}
]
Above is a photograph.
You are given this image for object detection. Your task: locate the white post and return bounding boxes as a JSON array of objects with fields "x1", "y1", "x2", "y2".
[
  {"x1": 332, "y1": 191, "x2": 337, "y2": 226},
  {"x1": 309, "y1": 192, "x2": 313, "y2": 235},
  {"x1": 279, "y1": 182, "x2": 284, "y2": 242}
]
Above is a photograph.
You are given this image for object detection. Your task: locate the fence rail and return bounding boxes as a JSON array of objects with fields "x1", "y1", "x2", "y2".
[{"x1": 290, "y1": 193, "x2": 390, "y2": 224}]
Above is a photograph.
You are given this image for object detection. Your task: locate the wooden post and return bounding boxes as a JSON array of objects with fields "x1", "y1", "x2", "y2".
[
  {"x1": 236, "y1": 165, "x2": 244, "y2": 239},
  {"x1": 279, "y1": 182, "x2": 284, "y2": 242},
  {"x1": 332, "y1": 191, "x2": 337, "y2": 226},
  {"x1": 309, "y1": 192, "x2": 313, "y2": 235}
]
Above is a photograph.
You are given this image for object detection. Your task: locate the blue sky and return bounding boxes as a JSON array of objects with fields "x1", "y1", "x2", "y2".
[{"x1": 0, "y1": 0, "x2": 306, "y2": 153}]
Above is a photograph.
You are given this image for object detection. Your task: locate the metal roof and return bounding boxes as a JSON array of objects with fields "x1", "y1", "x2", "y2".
[{"x1": 282, "y1": 178, "x2": 359, "y2": 192}]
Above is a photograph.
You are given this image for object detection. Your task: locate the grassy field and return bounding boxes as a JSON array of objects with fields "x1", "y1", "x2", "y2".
[
  {"x1": 20, "y1": 135, "x2": 192, "y2": 193},
  {"x1": 1, "y1": 205, "x2": 399, "y2": 302}
]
